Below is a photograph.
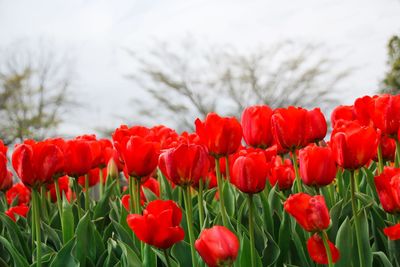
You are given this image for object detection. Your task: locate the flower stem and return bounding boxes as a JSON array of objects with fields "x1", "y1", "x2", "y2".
[
  {"x1": 84, "y1": 174, "x2": 90, "y2": 211},
  {"x1": 198, "y1": 179, "x2": 205, "y2": 230},
  {"x1": 183, "y1": 186, "x2": 198, "y2": 267},
  {"x1": 395, "y1": 139, "x2": 400, "y2": 168},
  {"x1": 54, "y1": 179, "x2": 63, "y2": 217},
  {"x1": 32, "y1": 189, "x2": 42, "y2": 267},
  {"x1": 248, "y1": 194, "x2": 256, "y2": 267},
  {"x1": 135, "y1": 178, "x2": 141, "y2": 214},
  {"x1": 215, "y1": 158, "x2": 228, "y2": 227},
  {"x1": 291, "y1": 150, "x2": 303, "y2": 193},
  {"x1": 321, "y1": 231, "x2": 333, "y2": 267},
  {"x1": 377, "y1": 144, "x2": 384, "y2": 175},
  {"x1": 72, "y1": 178, "x2": 82, "y2": 220},
  {"x1": 129, "y1": 176, "x2": 135, "y2": 214},
  {"x1": 99, "y1": 168, "x2": 104, "y2": 198},
  {"x1": 163, "y1": 249, "x2": 172, "y2": 267},
  {"x1": 350, "y1": 170, "x2": 364, "y2": 267}
]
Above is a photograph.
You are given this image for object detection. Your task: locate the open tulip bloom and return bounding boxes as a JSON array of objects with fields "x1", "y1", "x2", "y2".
[{"x1": 3, "y1": 95, "x2": 400, "y2": 267}]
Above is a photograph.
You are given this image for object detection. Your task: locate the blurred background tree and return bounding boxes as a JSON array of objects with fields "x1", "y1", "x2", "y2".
[
  {"x1": 0, "y1": 41, "x2": 74, "y2": 144},
  {"x1": 381, "y1": 35, "x2": 400, "y2": 94},
  {"x1": 127, "y1": 39, "x2": 351, "y2": 131}
]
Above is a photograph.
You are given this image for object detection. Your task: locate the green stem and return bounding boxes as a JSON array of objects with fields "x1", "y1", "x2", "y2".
[
  {"x1": 183, "y1": 186, "x2": 198, "y2": 267},
  {"x1": 291, "y1": 150, "x2": 303, "y2": 193},
  {"x1": 135, "y1": 178, "x2": 142, "y2": 214},
  {"x1": 115, "y1": 174, "x2": 121, "y2": 196},
  {"x1": 33, "y1": 189, "x2": 42, "y2": 267},
  {"x1": 99, "y1": 168, "x2": 104, "y2": 199},
  {"x1": 215, "y1": 158, "x2": 228, "y2": 227},
  {"x1": 321, "y1": 231, "x2": 333, "y2": 267},
  {"x1": 225, "y1": 155, "x2": 231, "y2": 180},
  {"x1": 40, "y1": 185, "x2": 48, "y2": 222},
  {"x1": 84, "y1": 174, "x2": 90, "y2": 211},
  {"x1": 54, "y1": 179, "x2": 63, "y2": 217},
  {"x1": 72, "y1": 178, "x2": 82, "y2": 220},
  {"x1": 198, "y1": 179, "x2": 205, "y2": 230},
  {"x1": 350, "y1": 170, "x2": 364, "y2": 267},
  {"x1": 248, "y1": 194, "x2": 256, "y2": 267},
  {"x1": 395, "y1": 139, "x2": 400, "y2": 168},
  {"x1": 164, "y1": 249, "x2": 172, "y2": 267},
  {"x1": 129, "y1": 176, "x2": 135, "y2": 214},
  {"x1": 377, "y1": 144, "x2": 384, "y2": 175}
]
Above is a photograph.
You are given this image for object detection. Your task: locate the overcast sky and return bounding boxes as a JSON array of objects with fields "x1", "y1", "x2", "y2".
[{"x1": 0, "y1": 0, "x2": 399, "y2": 136}]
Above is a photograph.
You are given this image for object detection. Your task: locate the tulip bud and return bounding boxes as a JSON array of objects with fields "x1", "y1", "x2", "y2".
[{"x1": 107, "y1": 158, "x2": 119, "y2": 180}]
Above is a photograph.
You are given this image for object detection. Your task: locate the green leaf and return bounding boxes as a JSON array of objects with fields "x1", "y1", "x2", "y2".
[
  {"x1": 372, "y1": 252, "x2": 393, "y2": 267},
  {"x1": 0, "y1": 236, "x2": 29, "y2": 267},
  {"x1": 276, "y1": 212, "x2": 290, "y2": 266},
  {"x1": 0, "y1": 213, "x2": 31, "y2": 260},
  {"x1": 171, "y1": 241, "x2": 192, "y2": 267},
  {"x1": 222, "y1": 180, "x2": 235, "y2": 217},
  {"x1": 335, "y1": 217, "x2": 353, "y2": 267},
  {"x1": 359, "y1": 209, "x2": 373, "y2": 267},
  {"x1": 116, "y1": 240, "x2": 142, "y2": 267},
  {"x1": 50, "y1": 238, "x2": 79, "y2": 267},
  {"x1": 74, "y1": 212, "x2": 94, "y2": 265},
  {"x1": 62, "y1": 196, "x2": 75, "y2": 244}
]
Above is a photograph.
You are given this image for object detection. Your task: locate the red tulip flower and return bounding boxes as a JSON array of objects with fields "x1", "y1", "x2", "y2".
[
  {"x1": 121, "y1": 177, "x2": 161, "y2": 210},
  {"x1": 159, "y1": 143, "x2": 210, "y2": 187},
  {"x1": 126, "y1": 200, "x2": 184, "y2": 249},
  {"x1": 307, "y1": 233, "x2": 340, "y2": 264},
  {"x1": 267, "y1": 156, "x2": 295, "y2": 190},
  {"x1": 330, "y1": 120, "x2": 379, "y2": 169},
  {"x1": 354, "y1": 95, "x2": 376, "y2": 126},
  {"x1": 371, "y1": 94, "x2": 400, "y2": 136},
  {"x1": 0, "y1": 140, "x2": 7, "y2": 155},
  {"x1": 299, "y1": 144, "x2": 337, "y2": 187},
  {"x1": 12, "y1": 140, "x2": 64, "y2": 187},
  {"x1": 305, "y1": 108, "x2": 328, "y2": 143},
  {"x1": 77, "y1": 168, "x2": 106, "y2": 188},
  {"x1": 241, "y1": 105, "x2": 273, "y2": 148},
  {"x1": 0, "y1": 143, "x2": 12, "y2": 191},
  {"x1": 5, "y1": 204, "x2": 29, "y2": 222},
  {"x1": 63, "y1": 138, "x2": 92, "y2": 178},
  {"x1": 6, "y1": 183, "x2": 31, "y2": 206},
  {"x1": 374, "y1": 167, "x2": 400, "y2": 213},
  {"x1": 376, "y1": 135, "x2": 396, "y2": 162},
  {"x1": 383, "y1": 223, "x2": 400, "y2": 240},
  {"x1": 195, "y1": 112, "x2": 242, "y2": 158},
  {"x1": 148, "y1": 125, "x2": 179, "y2": 150},
  {"x1": 230, "y1": 149, "x2": 269, "y2": 194},
  {"x1": 195, "y1": 225, "x2": 240, "y2": 267},
  {"x1": 284, "y1": 193, "x2": 330, "y2": 232},
  {"x1": 330, "y1": 105, "x2": 355, "y2": 128}
]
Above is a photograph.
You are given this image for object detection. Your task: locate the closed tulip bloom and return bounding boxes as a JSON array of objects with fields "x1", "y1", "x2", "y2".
[
  {"x1": 12, "y1": 140, "x2": 64, "y2": 187},
  {"x1": 307, "y1": 233, "x2": 340, "y2": 264},
  {"x1": 5, "y1": 204, "x2": 29, "y2": 222},
  {"x1": 230, "y1": 150, "x2": 268, "y2": 194},
  {"x1": 195, "y1": 226, "x2": 240, "y2": 267},
  {"x1": 118, "y1": 136, "x2": 159, "y2": 179},
  {"x1": 195, "y1": 113, "x2": 242, "y2": 158},
  {"x1": 299, "y1": 144, "x2": 337, "y2": 187},
  {"x1": 148, "y1": 125, "x2": 179, "y2": 150},
  {"x1": 304, "y1": 108, "x2": 327, "y2": 143},
  {"x1": 0, "y1": 152, "x2": 12, "y2": 191},
  {"x1": 330, "y1": 105, "x2": 355, "y2": 128},
  {"x1": 371, "y1": 94, "x2": 400, "y2": 136},
  {"x1": 6, "y1": 183, "x2": 31, "y2": 206},
  {"x1": 383, "y1": 223, "x2": 400, "y2": 240},
  {"x1": 241, "y1": 105, "x2": 273, "y2": 148},
  {"x1": 159, "y1": 143, "x2": 210, "y2": 187},
  {"x1": 330, "y1": 120, "x2": 379, "y2": 169},
  {"x1": 374, "y1": 167, "x2": 400, "y2": 213},
  {"x1": 77, "y1": 135, "x2": 103, "y2": 169},
  {"x1": 127, "y1": 200, "x2": 184, "y2": 249},
  {"x1": 64, "y1": 139, "x2": 92, "y2": 177},
  {"x1": 377, "y1": 135, "x2": 396, "y2": 162},
  {"x1": 354, "y1": 95, "x2": 376, "y2": 126},
  {"x1": 267, "y1": 156, "x2": 295, "y2": 190},
  {"x1": 284, "y1": 193, "x2": 330, "y2": 232}
]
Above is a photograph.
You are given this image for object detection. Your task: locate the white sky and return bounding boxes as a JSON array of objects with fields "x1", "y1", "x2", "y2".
[{"x1": 0, "y1": 0, "x2": 399, "y2": 136}]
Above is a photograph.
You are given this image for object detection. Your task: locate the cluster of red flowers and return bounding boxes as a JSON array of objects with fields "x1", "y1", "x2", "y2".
[{"x1": 2, "y1": 93, "x2": 400, "y2": 266}]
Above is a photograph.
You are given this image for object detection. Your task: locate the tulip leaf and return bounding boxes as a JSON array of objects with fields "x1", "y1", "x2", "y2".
[
  {"x1": 335, "y1": 217, "x2": 353, "y2": 267},
  {"x1": 49, "y1": 238, "x2": 79, "y2": 267},
  {"x1": 171, "y1": 241, "x2": 192, "y2": 267},
  {"x1": 0, "y1": 236, "x2": 29, "y2": 267},
  {"x1": 222, "y1": 180, "x2": 235, "y2": 217},
  {"x1": 142, "y1": 187, "x2": 158, "y2": 203},
  {"x1": 0, "y1": 213, "x2": 31, "y2": 260},
  {"x1": 359, "y1": 209, "x2": 373, "y2": 267},
  {"x1": 74, "y1": 212, "x2": 96, "y2": 265},
  {"x1": 62, "y1": 196, "x2": 75, "y2": 244},
  {"x1": 116, "y1": 239, "x2": 142, "y2": 267},
  {"x1": 262, "y1": 231, "x2": 280, "y2": 266},
  {"x1": 151, "y1": 247, "x2": 179, "y2": 267},
  {"x1": 276, "y1": 212, "x2": 291, "y2": 266},
  {"x1": 373, "y1": 252, "x2": 393, "y2": 267}
]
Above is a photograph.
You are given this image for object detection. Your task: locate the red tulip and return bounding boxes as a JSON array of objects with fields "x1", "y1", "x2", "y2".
[
  {"x1": 284, "y1": 193, "x2": 330, "y2": 232},
  {"x1": 195, "y1": 112, "x2": 242, "y2": 158},
  {"x1": 230, "y1": 149, "x2": 268, "y2": 194},
  {"x1": 0, "y1": 152, "x2": 12, "y2": 191},
  {"x1": 47, "y1": 176, "x2": 72, "y2": 203},
  {"x1": 178, "y1": 131, "x2": 201, "y2": 145},
  {"x1": 117, "y1": 136, "x2": 159, "y2": 179},
  {"x1": 121, "y1": 177, "x2": 161, "y2": 210},
  {"x1": 305, "y1": 108, "x2": 328, "y2": 143},
  {"x1": 377, "y1": 135, "x2": 396, "y2": 162},
  {"x1": 299, "y1": 144, "x2": 337, "y2": 187},
  {"x1": 12, "y1": 140, "x2": 64, "y2": 187},
  {"x1": 112, "y1": 125, "x2": 150, "y2": 145},
  {"x1": 374, "y1": 167, "x2": 400, "y2": 213},
  {"x1": 330, "y1": 120, "x2": 379, "y2": 169},
  {"x1": 148, "y1": 125, "x2": 179, "y2": 150},
  {"x1": 383, "y1": 223, "x2": 400, "y2": 240},
  {"x1": 63, "y1": 138, "x2": 92, "y2": 177},
  {"x1": 330, "y1": 105, "x2": 355, "y2": 128},
  {"x1": 5, "y1": 204, "x2": 29, "y2": 222},
  {"x1": 354, "y1": 95, "x2": 376, "y2": 126},
  {"x1": 195, "y1": 225, "x2": 240, "y2": 267},
  {"x1": 77, "y1": 168, "x2": 106, "y2": 188},
  {"x1": 307, "y1": 233, "x2": 340, "y2": 264},
  {"x1": 159, "y1": 143, "x2": 210, "y2": 187},
  {"x1": 6, "y1": 183, "x2": 31, "y2": 205},
  {"x1": 371, "y1": 94, "x2": 400, "y2": 136},
  {"x1": 126, "y1": 200, "x2": 184, "y2": 249},
  {"x1": 0, "y1": 140, "x2": 7, "y2": 155},
  {"x1": 267, "y1": 156, "x2": 295, "y2": 190},
  {"x1": 241, "y1": 105, "x2": 273, "y2": 148}
]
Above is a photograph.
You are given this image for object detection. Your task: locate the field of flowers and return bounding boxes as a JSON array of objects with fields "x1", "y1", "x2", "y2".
[{"x1": 0, "y1": 94, "x2": 400, "y2": 267}]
